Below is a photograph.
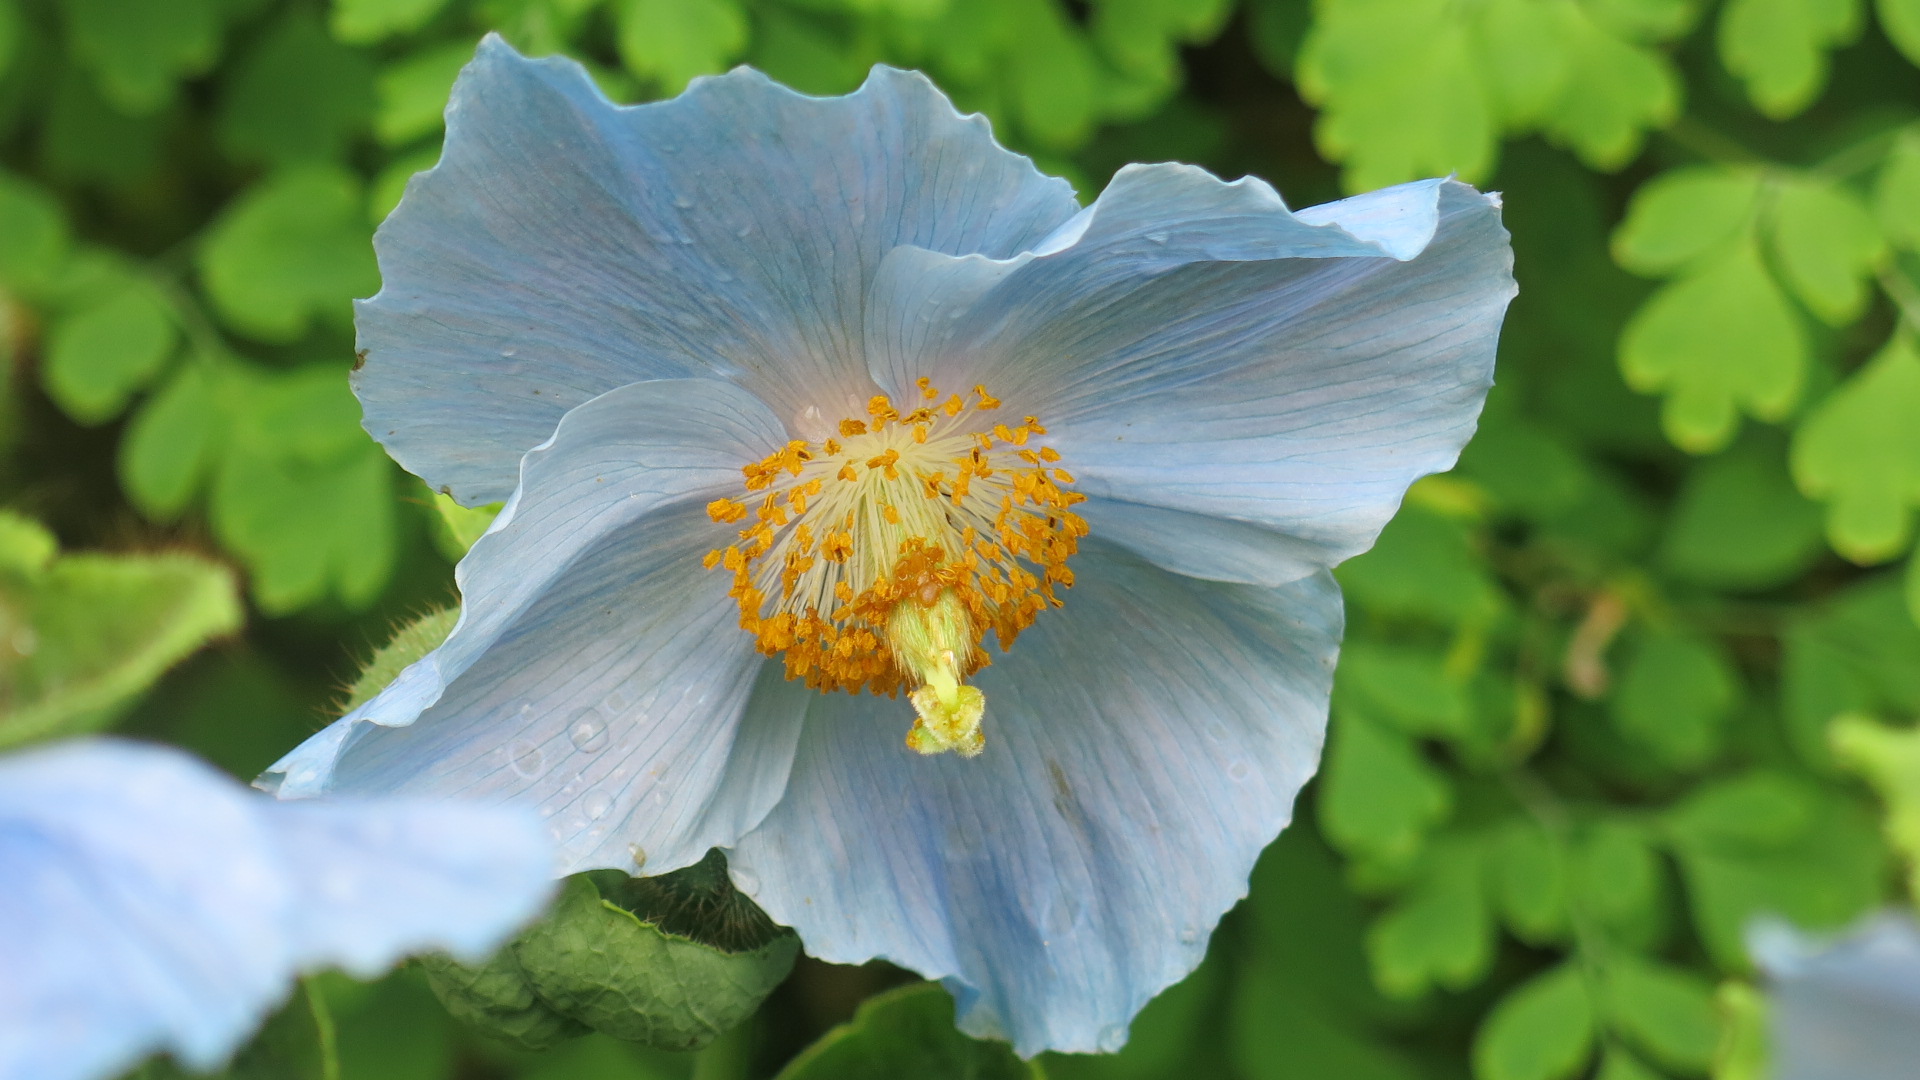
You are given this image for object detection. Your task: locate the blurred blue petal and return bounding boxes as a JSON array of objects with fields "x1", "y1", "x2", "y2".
[
  {"x1": 265, "y1": 379, "x2": 808, "y2": 875},
  {"x1": 1754, "y1": 913, "x2": 1920, "y2": 1080},
  {"x1": 359, "y1": 35, "x2": 1079, "y2": 505},
  {"x1": 726, "y1": 542, "x2": 1340, "y2": 1055},
  {"x1": 0, "y1": 738, "x2": 552, "y2": 1080},
  {"x1": 869, "y1": 171, "x2": 1514, "y2": 586}
]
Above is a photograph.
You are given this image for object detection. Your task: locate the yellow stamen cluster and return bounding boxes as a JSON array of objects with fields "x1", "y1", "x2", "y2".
[{"x1": 703, "y1": 380, "x2": 1087, "y2": 755}]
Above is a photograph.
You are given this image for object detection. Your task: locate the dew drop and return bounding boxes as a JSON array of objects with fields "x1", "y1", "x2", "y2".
[
  {"x1": 630, "y1": 845, "x2": 648, "y2": 871},
  {"x1": 568, "y1": 708, "x2": 610, "y2": 753},
  {"x1": 1204, "y1": 720, "x2": 1229, "y2": 743},
  {"x1": 604, "y1": 689, "x2": 629, "y2": 713},
  {"x1": 1228, "y1": 760, "x2": 1251, "y2": 782},
  {"x1": 1098, "y1": 1025, "x2": 1127, "y2": 1053},
  {"x1": 583, "y1": 790, "x2": 613, "y2": 821},
  {"x1": 500, "y1": 346, "x2": 518, "y2": 358},
  {"x1": 735, "y1": 224, "x2": 753, "y2": 238},
  {"x1": 508, "y1": 740, "x2": 545, "y2": 779},
  {"x1": 1145, "y1": 231, "x2": 1168, "y2": 245},
  {"x1": 674, "y1": 195, "x2": 694, "y2": 210}
]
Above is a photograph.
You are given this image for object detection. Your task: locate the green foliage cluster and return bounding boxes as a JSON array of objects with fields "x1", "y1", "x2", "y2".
[{"x1": 6, "y1": 0, "x2": 1920, "y2": 1078}]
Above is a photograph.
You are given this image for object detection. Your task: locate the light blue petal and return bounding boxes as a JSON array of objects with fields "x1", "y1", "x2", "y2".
[
  {"x1": 361, "y1": 35, "x2": 1079, "y2": 504},
  {"x1": 726, "y1": 542, "x2": 1340, "y2": 1056},
  {"x1": 868, "y1": 170, "x2": 1513, "y2": 586},
  {"x1": 267, "y1": 379, "x2": 809, "y2": 876},
  {"x1": 0, "y1": 739, "x2": 552, "y2": 1080},
  {"x1": 1753, "y1": 913, "x2": 1920, "y2": 1080}
]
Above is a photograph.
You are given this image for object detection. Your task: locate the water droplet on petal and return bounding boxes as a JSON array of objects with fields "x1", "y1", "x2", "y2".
[
  {"x1": 604, "y1": 689, "x2": 629, "y2": 713},
  {"x1": 674, "y1": 195, "x2": 694, "y2": 209},
  {"x1": 1204, "y1": 720, "x2": 1229, "y2": 743},
  {"x1": 1228, "y1": 760, "x2": 1251, "y2": 782},
  {"x1": 568, "y1": 708, "x2": 610, "y2": 752},
  {"x1": 508, "y1": 740, "x2": 545, "y2": 778},
  {"x1": 583, "y1": 790, "x2": 612, "y2": 820},
  {"x1": 1098, "y1": 1025, "x2": 1127, "y2": 1052},
  {"x1": 630, "y1": 845, "x2": 648, "y2": 870},
  {"x1": 1145, "y1": 231, "x2": 1168, "y2": 245}
]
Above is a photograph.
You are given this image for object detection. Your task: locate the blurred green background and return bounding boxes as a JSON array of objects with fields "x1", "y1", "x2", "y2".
[{"x1": 6, "y1": 0, "x2": 1920, "y2": 1077}]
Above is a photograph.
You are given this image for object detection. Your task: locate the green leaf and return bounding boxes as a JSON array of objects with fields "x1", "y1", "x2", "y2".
[
  {"x1": 343, "y1": 608, "x2": 457, "y2": 713},
  {"x1": 198, "y1": 166, "x2": 379, "y2": 343},
  {"x1": 0, "y1": 513, "x2": 243, "y2": 750},
  {"x1": 42, "y1": 274, "x2": 176, "y2": 424},
  {"x1": 1612, "y1": 167, "x2": 1762, "y2": 276},
  {"x1": 1830, "y1": 713, "x2": 1920, "y2": 895},
  {"x1": 1536, "y1": 8, "x2": 1680, "y2": 170},
  {"x1": 614, "y1": 0, "x2": 748, "y2": 93},
  {"x1": 1609, "y1": 630, "x2": 1740, "y2": 770},
  {"x1": 224, "y1": 980, "x2": 338, "y2": 1080},
  {"x1": 1320, "y1": 707, "x2": 1452, "y2": 866},
  {"x1": 1910, "y1": 546, "x2": 1920, "y2": 626},
  {"x1": 61, "y1": 0, "x2": 219, "y2": 114},
  {"x1": 1471, "y1": 0, "x2": 1570, "y2": 129},
  {"x1": 0, "y1": 171, "x2": 70, "y2": 291},
  {"x1": 1297, "y1": 0, "x2": 1497, "y2": 190},
  {"x1": 1491, "y1": 817, "x2": 1570, "y2": 944},
  {"x1": 1004, "y1": 2, "x2": 1101, "y2": 148},
  {"x1": 1663, "y1": 771, "x2": 1818, "y2": 850},
  {"x1": 1658, "y1": 433, "x2": 1826, "y2": 589},
  {"x1": 375, "y1": 43, "x2": 471, "y2": 146},
  {"x1": 1712, "y1": 981, "x2": 1770, "y2": 1080},
  {"x1": 1586, "y1": 0, "x2": 1702, "y2": 41},
  {"x1": 1599, "y1": 954, "x2": 1719, "y2": 1072},
  {"x1": 331, "y1": 0, "x2": 456, "y2": 43},
  {"x1": 429, "y1": 490, "x2": 501, "y2": 561},
  {"x1": 1619, "y1": 239, "x2": 1807, "y2": 453},
  {"x1": 776, "y1": 982, "x2": 1037, "y2": 1080},
  {"x1": 417, "y1": 945, "x2": 587, "y2": 1051},
  {"x1": 1366, "y1": 838, "x2": 1494, "y2": 998},
  {"x1": 1876, "y1": 130, "x2": 1920, "y2": 250},
  {"x1": 1665, "y1": 785, "x2": 1886, "y2": 968},
  {"x1": 0, "y1": 0, "x2": 17, "y2": 82},
  {"x1": 1469, "y1": 964, "x2": 1594, "y2": 1080},
  {"x1": 1718, "y1": 0, "x2": 1862, "y2": 118},
  {"x1": 1790, "y1": 333, "x2": 1920, "y2": 563},
  {"x1": 1882, "y1": 0, "x2": 1920, "y2": 65},
  {"x1": 218, "y1": 9, "x2": 376, "y2": 167},
  {"x1": 120, "y1": 361, "x2": 225, "y2": 519},
  {"x1": 369, "y1": 146, "x2": 440, "y2": 224},
  {"x1": 514, "y1": 873, "x2": 799, "y2": 1051},
  {"x1": 1337, "y1": 641, "x2": 1472, "y2": 739},
  {"x1": 1767, "y1": 176, "x2": 1887, "y2": 324},
  {"x1": 1594, "y1": 1046, "x2": 1667, "y2": 1080},
  {"x1": 1573, "y1": 821, "x2": 1663, "y2": 934},
  {"x1": 1338, "y1": 504, "x2": 1504, "y2": 627}
]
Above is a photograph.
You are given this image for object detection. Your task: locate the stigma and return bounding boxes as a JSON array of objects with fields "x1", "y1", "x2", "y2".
[{"x1": 703, "y1": 381, "x2": 1086, "y2": 757}]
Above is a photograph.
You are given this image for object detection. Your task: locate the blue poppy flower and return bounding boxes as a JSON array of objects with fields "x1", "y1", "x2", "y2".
[
  {"x1": 264, "y1": 35, "x2": 1514, "y2": 1054},
  {"x1": 1753, "y1": 914, "x2": 1920, "y2": 1080},
  {"x1": 1, "y1": 738, "x2": 554, "y2": 1080}
]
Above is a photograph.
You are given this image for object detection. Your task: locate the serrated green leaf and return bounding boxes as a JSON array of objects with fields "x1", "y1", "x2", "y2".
[
  {"x1": 1492, "y1": 818, "x2": 1570, "y2": 944},
  {"x1": 1877, "y1": 131, "x2": 1920, "y2": 250},
  {"x1": 1767, "y1": 176, "x2": 1887, "y2": 323},
  {"x1": 1609, "y1": 630, "x2": 1740, "y2": 770},
  {"x1": 1658, "y1": 433, "x2": 1826, "y2": 589},
  {"x1": 1246, "y1": 0, "x2": 1310, "y2": 76},
  {"x1": 0, "y1": 171, "x2": 69, "y2": 290},
  {"x1": 331, "y1": 0, "x2": 456, "y2": 43},
  {"x1": 42, "y1": 275, "x2": 176, "y2": 423},
  {"x1": 218, "y1": 10, "x2": 376, "y2": 167},
  {"x1": 1883, "y1": 0, "x2": 1920, "y2": 64},
  {"x1": 1367, "y1": 838, "x2": 1493, "y2": 998},
  {"x1": 614, "y1": 0, "x2": 747, "y2": 93},
  {"x1": 1718, "y1": 0, "x2": 1862, "y2": 118},
  {"x1": 1619, "y1": 240, "x2": 1807, "y2": 453},
  {"x1": 1600, "y1": 954, "x2": 1719, "y2": 1071},
  {"x1": 514, "y1": 874, "x2": 799, "y2": 1051},
  {"x1": 198, "y1": 167, "x2": 379, "y2": 343},
  {"x1": 375, "y1": 43, "x2": 471, "y2": 146},
  {"x1": 1612, "y1": 167, "x2": 1762, "y2": 276},
  {"x1": 1006, "y1": 3, "x2": 1101, "y2": 148},
  {"x1": 40, "y1": 66, "x2": 166, "y2": 190},
  {"x1": 1470, "y1": 963, "x2": 1594, "y2": 1080},
  {"x1": 1538, "y1": 8, "x2": 1681, "y2": 170},
  {"x1": 776, "y1": 982, "x2": 1035, "y2": 1080},
  {"x1": 1790, "y1": 334, "x2": 1920, "y2": 563},
  {"x1": 1320, "y1": 707, "x2": 1452, "y2": 866},
  {"x1": 0, "y1": 515, "x2": 243, "y2": 749},
  {"x1": 1298, "y1": 0, "x2": 1497, "y2": 190},
  {"x1": 61, "y1": 0, "x2": 219, "y2": 114},
  {"x1": 120, "y1": 360, "x2": 225, "y2": 519}
]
